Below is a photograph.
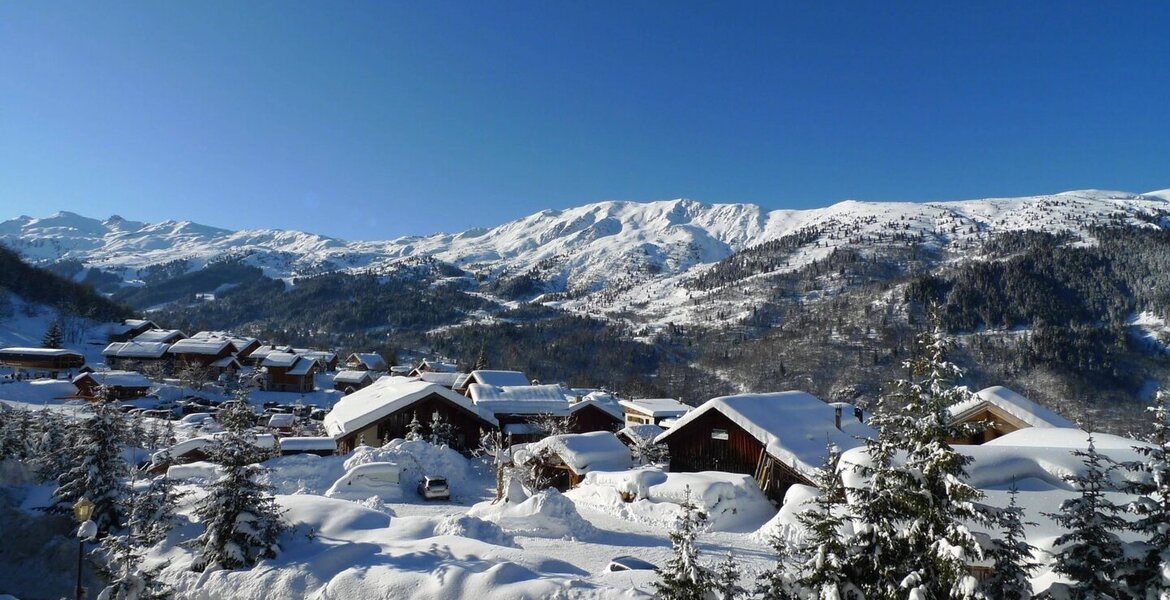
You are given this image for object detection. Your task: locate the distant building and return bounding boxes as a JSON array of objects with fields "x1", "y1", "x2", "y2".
[
  {"x1": 106, "y1": 319, "x2": 158, "y2": 342},
  {"x1": 261, "y1": 352, "x2": 319, "y2": 393},
  {"x1": 131, "y1": 329, "x2": 187, "y2": 345},
  {"x1": 618, "y1": 398, "x2": 692, "y2": 428},
  {"x1": 333, "y1": 369, "x2": 376, "y2": 394},
  {"x1": 102, "y1": 341, "x2": 172, "y2": 371},
  {"x1": 947, "y1": 386, "x2": 1078, "y2": 445},
  {"x1": 346, "y1": 352, "x2": 389, "y2": 373},
  {"x1": 72, "y1": 370, "x2": 154, "y2": 400},
  {"x1": 0, "y1": 347, "x2": 85, "y2": 378}
]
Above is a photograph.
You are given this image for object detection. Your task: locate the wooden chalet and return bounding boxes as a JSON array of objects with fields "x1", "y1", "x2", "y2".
[
  {"x1": 618, "y1": 398, "x2": 692, "y2": 428},
  {"x1": 298, "y1": 350, "x2": 340, "y2": 372},
  {"x1": 189, "y1": 332, "x2": 262, "y2": 362},
  {"x1": 262, "y1": 352, "x2": 319, "y2": 393},
  {"x1": 455, "y1": 370, "x2": 530, "y2": 395},
  {"x1": 106, "y1": 319, "x2": 158, "y2": 342},
  {"x1": 567, "y1": 391, "x2": 625, "y2": 433},
  {"x1": 167, "y1": 337, "x2": 235, "y2": 368},
  {"x1": 72, "y1": 370, "x2": 153, "y2": 400},
  {"x1": 947, "y1": 386, "x2": 1077, "y2": 445},
  {"x1": 102, "y1": 341, "x2": 172, "y2": 371},
  {"x1": 246, "y1": 344, "x2": 294, "y2": 367},
  {"x1": 333, "y1": 369, "x2": 375, "y2": 394},
  {"x1": 346, "y1": 352, "x2": 389, "y2": 372},
  {"x1": 408, "y1": 358, "x2": 458, "y2": 376},
  {"x1": 468, "y1": 383, "x2": 571, "y2": 442},
  {"x1": 324, "y1": 378, "x2": 498, "y2": 453},
  {"x1": 655, "y1": 391, "x2": 875, "y2": 502},
  {"x1": 0, "y1": 347, "x2": 85, "y2": 378}
]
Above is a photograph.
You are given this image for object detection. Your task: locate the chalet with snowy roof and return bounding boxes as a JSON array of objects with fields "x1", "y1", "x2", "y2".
[
  {"x1": 167, "y1": 337, "x2": 235, "y2": 368},
  {"x1": 102, "y1": 341, "x2": 172, "y2": 371},
  {"x1": 409, "y1": 358, "x2": 458, "y2": 376},
  {"x1": 261, "y1": 352, "x2": 319, "y2": 393},
  {"x1": 298, "y1": 350, "x2": 340, "y2": 372},
  {"x1": 324, "y1": 378, "x2": 498, "y2": 453},
  {"x1": 149, "y1": 433, "x2": 277, "y2": 473},
  {"x1": 106, "y1": 319, "x2": 159, "y2": 342},
  {"x1": 519, "y1": 431, "x2": 634, "y2": 491},
  {"x1": 619, "y1": 398, "x2": 692, "y2": 428},
  {"x1": 267, "y1": 413, "x2": 297, "y2": 435},
  {"x1": 346, "y1": 352, "x2": 389, "y2": 373},
  {"x1": 947, "y1": 386, "x2": 1078, "y2": 445},
  {"x1": 0, "y1": 347, "x2": 85, "y2": 378},
  {"x1": 567, "y1": 391, "x2": 625, "y2": 433},
  {"x1": 131, "y1": 328, "x2": 187, "y2": 345},
  {"x1": 246, "y1": 344, "x2": 294, "y2": 367},
  {"x1": 189, "y1": 331, "x2": 261, "y2": 361},
  {"x1": 468, "y1": 383, "x2": 571, "y2": 441},
  {"x1": 617, "y1": 423, "x2": 666, "y2": 448},
  {"x1": 72, "y1": 370, "x2": 153, "y2": 400},
  {"x1": 655, "y1": 391, "x2": 876, "y2": 501},
  {"x1": 334, "y1": 369, "x2": 376, "y2": 394},
  {"x1": 455, "y1": 370, "x2": 531, "y2": 395}
]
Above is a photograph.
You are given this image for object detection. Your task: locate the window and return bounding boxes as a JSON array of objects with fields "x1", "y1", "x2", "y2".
[{"x1": 711, "y1": 428, "x2": 729, "y2": 441}]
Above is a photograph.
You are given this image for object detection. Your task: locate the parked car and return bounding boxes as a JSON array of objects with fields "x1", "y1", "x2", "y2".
[
  {"x1": 325, "y1": 461, "x2": 402, "y2": 502},
  {"x1": 417, "y1": 476, "x2": 450, "y2": 501},
  {"x1": 604, "y1": 556, "x2": 657, "y2": 572}
]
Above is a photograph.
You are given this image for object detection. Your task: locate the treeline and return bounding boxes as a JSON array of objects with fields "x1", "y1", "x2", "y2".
[{"x1": 0, "y1": 244, "x2": 131, "y2": 322}]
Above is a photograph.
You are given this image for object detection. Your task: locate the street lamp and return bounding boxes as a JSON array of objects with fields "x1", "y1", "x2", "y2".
[{"x1": 73, "y1": 497, "x2": 96, "y2": 600}]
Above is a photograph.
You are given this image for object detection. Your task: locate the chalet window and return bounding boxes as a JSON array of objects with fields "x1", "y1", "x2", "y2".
[{"x1": 711, "y1": 428, "x2": 729, "y2": 441}]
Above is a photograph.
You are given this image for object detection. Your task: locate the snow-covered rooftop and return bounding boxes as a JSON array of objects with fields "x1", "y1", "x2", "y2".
[
  {"x1": 948, "y1": 385, "x2": 1078, "y2": 430},
  {"x1": 278, "y1": 437, "x2": 337, "y2": 452},
  {"x1": 324, "y1": 377, "x2": 497, "y2": 438},
  {"x1": 656, "y1": 391, "x2": 876, "y2": 478},
  {"x1": 419, "y1": 371, "x2": 463, "y2": 388},
  {"x1": 618, "y1": 424, "x2": 666, "y2": 444},
  {"x1": 468, "y1": 383, "x2": 571, "y2": 416},
  {"x1": 73, "y1": 370, "x2": 153, "y2": 388},
  {"x1": 469, "y1": 370, "x2": 531, "y2": 387},
  {"x1": 167, "y1": 338, "x2": 232, "y2": 355},
  {"x1": 0, "y1": 347, "x2": 85, "y2": 357},
  {"x1": 569, "y1": 392, "x2": 624, "y2": 420},
  {"x1": 619, "y1": 397, "x2": 692, "y2": 418},
  {"x1": 209, "y1": 356, "x2": 240, "y2": 369},
  {"x1": 348, "y1": 352, "x2": 389, "y2": 371},
  {"x1": 417, "y1": 359, "x2": 458, "y2": 373},
  {"x1": 286, "y1": 357, "x2": 317, "y2": 376},
  {"x1": 333, "y1": 370, "x2": 374, "y2": 385},
  {"x1": 262, "y1": 352, "x2": 300, "y2": 368},
  {"x1": 102, "y1": 341, "x2": 170, "y2": 359},
  {"x1": 268, "y1": 413, "x2": 297, "y2": 428},
  {"x1": 523, "y1": 431, "x2": 633, "y2": 475},
  {"x1": 131, "y1": 329, "x2": 186, "y2": 343}
]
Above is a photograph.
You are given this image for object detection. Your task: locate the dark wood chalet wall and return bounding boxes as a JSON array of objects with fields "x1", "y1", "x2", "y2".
[
  {"x1": 340, "y1": 393, "x2": 489, "y2": 453},
  {"x1": 568, "y1": 405, "x2": 622, "y2": 434},
  {"x1": 664, "y1": 409, "x2": 763, "y2": 476}
]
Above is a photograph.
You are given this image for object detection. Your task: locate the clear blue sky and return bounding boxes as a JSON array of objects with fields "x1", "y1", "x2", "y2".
[{"x1": 1, "y1": 2, "x2": 1167, "y2": 240}]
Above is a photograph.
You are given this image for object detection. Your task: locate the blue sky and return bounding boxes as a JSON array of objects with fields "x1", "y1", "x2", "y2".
[{"x1": 1, "y1": 2, "x2": 1167, "y2": 240}]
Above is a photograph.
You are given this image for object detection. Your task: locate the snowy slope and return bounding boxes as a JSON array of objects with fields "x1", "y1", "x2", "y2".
[{"x1": 3, "y1": 189, "x2": 1169, "y2": 324}]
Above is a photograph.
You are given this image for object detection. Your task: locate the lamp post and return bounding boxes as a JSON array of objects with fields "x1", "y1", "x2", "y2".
[{"x1": 73, "y1": 496, "x2": 96, "y2": 600}]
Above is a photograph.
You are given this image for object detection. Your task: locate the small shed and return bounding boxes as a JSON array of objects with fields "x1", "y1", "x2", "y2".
[
  {"x1": 619, "y1": 398, "x2": 692, "y2": 428},
  {"x1": 567, "y1": 391, "x2": 625, "y2": 433},
  {"x1": 277, "y1": 436, "x2": 338, "y2": 457},
  {"x1": 655, "y1": 391, "x2": 875, "y2": 502},
  {"x1": 72, "y1": 370, "x2": 153, "y2": 400},
  {"x1": 519, "y1": 431, "x2": 634, "y2": 490}
]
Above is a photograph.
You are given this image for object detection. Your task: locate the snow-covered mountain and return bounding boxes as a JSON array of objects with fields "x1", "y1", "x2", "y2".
[{"x1": 3, "y1": 189, "x2": 1169, "y2": 324}]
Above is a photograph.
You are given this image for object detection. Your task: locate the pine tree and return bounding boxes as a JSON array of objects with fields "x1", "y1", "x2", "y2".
[
  {"x1": 42, "y1": 319, "x2": 64, "y2": 348},
  {"x1": 757, "y1": 529, "x2": 798, "y2": 600},
  {"x1": 94, "y1": 532, "x2": 172, "y2": 600},
  {"x1": 53, "y1": 400, "x2": 130, "y2": 530},
  {"x1": 1125, "y1": 390, "x2": 1170, "y2": 599},
  {"x1": 1045, "y1": 434, "x2": 1130, "y2": 600},
  {"x1": 653, "y1": 486, "x2": 709, "y2": 600},
  {"x1": 33, "y1": 408, "x2": 72, "y2": 482},
  {"x1": 473, "y1": 344, "x2": 489, "y2": 371},
  {"x1": 713, "y1": 551, "x2": 747, "y2": 600},
  {"x1": 129, "y1": 471, "x2": 185, "y2": 547},
  {"x1": 843, "y1": 320, "x2": 986, "y2": 600},
  {"x1": 191, "y1": 399, "x2": 285, "y2": 571},
  {"x1": 428, "y1": 411, "x2": 455, "y2": 447},
  {"x1": 794, "y1": 445, "x2": 859, "y2": 599},
  {"x1": 983, "y1": 482, "x2": 1040, "y2": 600},
  {"x1": 405, "y1": 411, "x2": 424, "y2": 442},
  {"x1": 0, "y1": 405, "x2": 35, "y2": 460}
]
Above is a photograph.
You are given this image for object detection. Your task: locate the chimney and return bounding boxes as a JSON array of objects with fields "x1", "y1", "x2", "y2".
[{"x1": 834, "y1": 405, "x2": 842, "y2": 430}]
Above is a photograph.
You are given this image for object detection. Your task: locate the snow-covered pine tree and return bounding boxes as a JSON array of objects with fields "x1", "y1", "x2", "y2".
[
  {"x1": 794, "y1": 445, "x2": 860, "y2": 599},
  {"x1": 52, "y1": 399, "x2": 130, "y2": 530},
  {"x1": 983, "y1": 482, "x2": 1040, "y2": 600},
  {"x1": 191, "y1": 398, "x2": 285, "y2": 572},
  {"x1": 757, "y1": 528, "x2": 798, "y2": 600},
  {"x1": 428, "y1": 411, "x2": 455, "y2": 447},
  {"x1": 405, "y1": 411, "x2": 424, "y2": 441},
  {"x1": 33, "y1": 408, "x2": 72, "y2": 482},
  {"x1": 0, "y1": 405, "x2": 35, "y2": 460},
  {"x1": 129, "y1": 470, "x2": 186, "y2": 547},
  {"x1": 1045, "y1": 434, "x2": 1130, "y2": 600},
  {"x1": 893, "y1": 325, "x2": 986, "y2": 599},
  {"x1": 42, "y1": 319, "x2": 64, "y2": 348},
  {"x1": 94, "y1": 531, "x2": 172, "y2": 600},
  {"x1": 1125, "y1": 389, "x2": 1170, "y2": 599},
  {"x1": 473, "y1": 344, "x2": 489, "y2": 371},
  {"x1": 653, "y1": 486, "x2": 710, "y2": 600},
  {"x1": 713, "y1": 551, "x2": 747, "y2": 600}
]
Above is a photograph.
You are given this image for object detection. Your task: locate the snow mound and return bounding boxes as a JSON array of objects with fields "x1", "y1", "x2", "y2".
[
  {"x1": 468, "y1": 487, "x2": 596, "y2": 540},
  {"x1": 433, "y1": 515, "x2": 516, "y2": 547},
  {"x1": 279, "y1": 494, "x2": 391, "y2": 538},
  {"x1": 568, "y1": 468, "x2": 776, "y2": 532},
  {"x1": 345, "y1": 439, "x2": 472, "y2": 492},
  {"x1": 258, "y1": 453, "x2": 349, "y2": 495},
  {"x1": 752, "y1": 483, "x2": 818, "y2": 543}
]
